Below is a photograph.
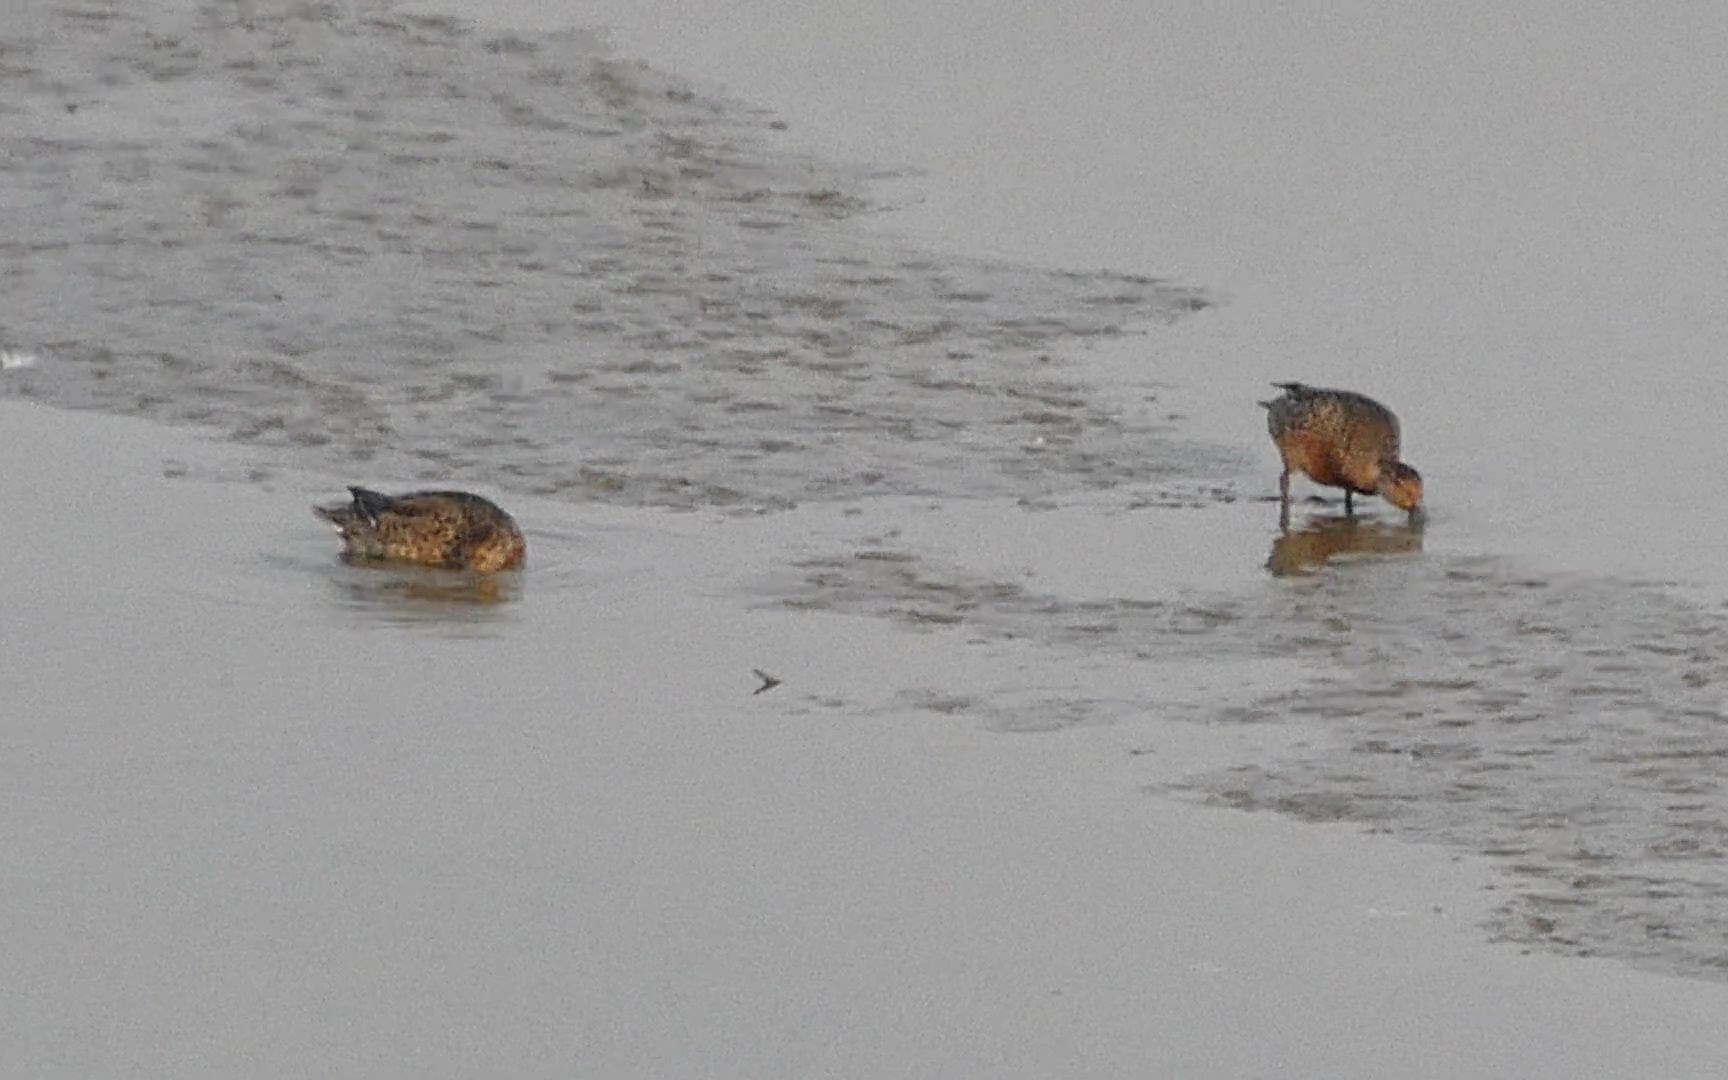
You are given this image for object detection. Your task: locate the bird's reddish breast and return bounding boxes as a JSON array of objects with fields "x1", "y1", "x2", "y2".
[{"x1": 1282, "y1": 429, "x2": 1349, "y2": 486}]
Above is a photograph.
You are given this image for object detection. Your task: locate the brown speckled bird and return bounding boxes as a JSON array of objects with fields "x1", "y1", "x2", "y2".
[
  {"x1": 313, "y1": 487, "x2": 526, "y2": 572},
  {"x1": 1261, "y1": 382, "x2": 1423, "y2": 526}
]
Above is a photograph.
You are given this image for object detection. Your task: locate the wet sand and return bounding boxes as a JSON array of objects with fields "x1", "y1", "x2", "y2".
[{"x1": 9, "y1": 398, "x2": 1728, "y2": 1076}]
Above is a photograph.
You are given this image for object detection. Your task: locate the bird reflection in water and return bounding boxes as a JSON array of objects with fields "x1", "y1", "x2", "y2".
[
  {"x1": 1267, "y1": 513, "x2": 1424, "y2": 577},
  {"x1": 329, "y1": 560, "x2": 522, "y2": 628}
]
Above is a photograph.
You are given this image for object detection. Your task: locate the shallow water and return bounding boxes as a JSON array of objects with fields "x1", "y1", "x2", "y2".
[
  {"x1": 7, "y1": 0, "x2": 1728, "y2": 1007},
  {"x1": 19, "y1": 401, "x2": 1728, "y2": 1078},
  {"x1": 759, "y1": 495, "x2": 1728, "y2": 979}
]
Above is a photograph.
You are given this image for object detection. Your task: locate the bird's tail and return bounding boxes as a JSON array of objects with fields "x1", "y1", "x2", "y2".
[
  {"x1": 312, "y1": 502, "x2": 356, "y2": 535},
  {"x1": 1262, "y1": 381, "x2": 1310, "y2": 408},
  {"x1": 314, "y1": 486, "x2": 397, "y2": 534}
]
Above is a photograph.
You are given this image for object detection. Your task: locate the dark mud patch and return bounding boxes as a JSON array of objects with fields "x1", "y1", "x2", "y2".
[
  {"x1": 0, "y1": 0, "x2": 1215, "y2": 509},
  {"x1": 766, "y1": 514, "x2": 1728, "y2": 980}
]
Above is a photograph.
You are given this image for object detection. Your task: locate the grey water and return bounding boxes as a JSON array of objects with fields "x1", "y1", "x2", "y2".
[{"x1": 6, "y1": 0, "x2": 1728, "y2": 987}]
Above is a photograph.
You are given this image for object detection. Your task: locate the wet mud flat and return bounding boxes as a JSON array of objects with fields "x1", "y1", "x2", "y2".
[
  {"x1": 1188, "y1": 556, "x2": 1728, "y2": 981},
  {"x1": 0, "y1": 0, "x2": 1214, "y2": 510},
  {"x1": 6, "y1": 0, "x2": 1728, "y2": 1000},
  {"x1": 764, "y1": 499, "x2": 1728, "y2": 981}
]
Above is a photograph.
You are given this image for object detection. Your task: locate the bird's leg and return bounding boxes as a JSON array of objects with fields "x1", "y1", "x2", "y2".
[
  {"x1": 1345, "y1": 490, "x2": 1354, "y2": 516},
  {"x1": 1279, "y1": 470, "x2": 1291, "y2": 530}
]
